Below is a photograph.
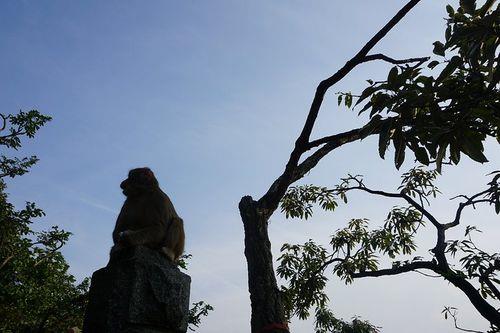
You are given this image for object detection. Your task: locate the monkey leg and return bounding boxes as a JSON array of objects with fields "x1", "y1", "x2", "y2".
[{"x1": 162, "y1": 217, "x2": 185, "y2": 261}]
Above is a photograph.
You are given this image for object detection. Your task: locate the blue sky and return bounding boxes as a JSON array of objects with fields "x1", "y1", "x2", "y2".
[{"x1": 1, "y1": 1, "x2": 499, "y2": 332}]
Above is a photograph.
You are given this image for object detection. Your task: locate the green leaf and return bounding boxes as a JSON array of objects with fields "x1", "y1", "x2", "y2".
[
  {"x1": 338, "y1": 95, "x2": 342, "y2": 106},
  {"x1": 345, "y1": 93, "x2": 353, "y2": 108}
]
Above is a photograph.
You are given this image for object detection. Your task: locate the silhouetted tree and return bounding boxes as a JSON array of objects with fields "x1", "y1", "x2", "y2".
[{"x1": 239, "y1": 0, "x2": 499, "y2": 332}]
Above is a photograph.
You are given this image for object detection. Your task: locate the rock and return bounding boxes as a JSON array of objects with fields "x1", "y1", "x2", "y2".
[{"x1": 83, "y1": 246, "x2": 191, "y2": 333}]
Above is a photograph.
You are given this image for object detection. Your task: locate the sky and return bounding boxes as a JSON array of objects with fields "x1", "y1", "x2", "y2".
[{"x1": 1, "y1": 1, "x2": 499, "y2": 332}]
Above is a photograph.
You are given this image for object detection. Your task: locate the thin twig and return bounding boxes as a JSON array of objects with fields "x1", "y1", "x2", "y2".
[
  {"x1": 0, "y1": 254, "x2": 14, "y2": 271},
  {"x1": 362, "y1": 53, "x2": 430, "y2": 65},
  {"x1": 449, "y1": 309, "x2": 484, "y2": 333}
]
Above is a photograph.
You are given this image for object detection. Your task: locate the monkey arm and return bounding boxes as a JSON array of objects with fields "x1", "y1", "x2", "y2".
[{"x1": 122, "y1": 224, "x2": 167, "y2": 246}]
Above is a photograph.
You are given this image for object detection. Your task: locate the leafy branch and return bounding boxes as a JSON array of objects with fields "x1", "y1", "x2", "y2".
[{"x1": 278, "y1": 167, "x2": 500, "y2": 329}]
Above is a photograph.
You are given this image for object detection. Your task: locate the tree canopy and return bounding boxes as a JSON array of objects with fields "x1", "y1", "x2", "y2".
[{"x1": 0, "y1": 110, "x2": 89, "y2": 332}]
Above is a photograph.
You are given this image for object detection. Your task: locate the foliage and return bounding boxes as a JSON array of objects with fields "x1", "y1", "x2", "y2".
[
  {"x1": 179, "y1": 254, "x2": 215, "y2": 331},
  {"x1": 339, "y1": 0, "x2": 499, "y2": 172},
  {"x1": 281, "y1": 185, "x2": 338, "y2": 220},
  {"x1": 279, "y1": 167, "x2": 500, "y2": 332},
  {"x1": 277, "y1": 241, "x2": 379, "y2": 333},
  {"x1": 178, "y1": 253, "x2": 192, "y2": 270},
  {"x1": 0, "y1": 110, "x2": 89, "y2": 332},
  {"x1": 188, "y1": 301, "x2": 215, "y2": 332}
]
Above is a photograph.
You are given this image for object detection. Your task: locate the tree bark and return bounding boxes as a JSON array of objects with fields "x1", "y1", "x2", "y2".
[{"x1": 239, "y1": 196, "x2": 289, "y2": 333}]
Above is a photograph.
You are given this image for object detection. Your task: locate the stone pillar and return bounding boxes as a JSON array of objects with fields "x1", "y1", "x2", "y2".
[{"x1": 83, "y1": 246, "x2": 191, "y2": 333}]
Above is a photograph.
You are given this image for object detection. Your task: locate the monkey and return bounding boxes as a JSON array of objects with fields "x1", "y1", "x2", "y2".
[{"x1": 110, "y1": 167, "x2": 185, "y2": 262}]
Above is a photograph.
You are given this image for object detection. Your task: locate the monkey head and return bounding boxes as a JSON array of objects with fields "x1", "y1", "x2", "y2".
[{"x1": 120, "y1": 167, "x2": 159, "y2": 197}]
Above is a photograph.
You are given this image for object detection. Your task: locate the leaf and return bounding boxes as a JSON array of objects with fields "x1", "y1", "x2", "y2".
[
  {"x1": 461, "y1": 136, "x2": 488, "y2": 163},
  {"x1": 449, "y1": 143, "x2": 461, "y2": 164},
  {"x1": 463, "y1": 147, "x2": 488, "y2": 163},
  {"x1": 345, "y1": 93, "x2": 353, "y2": 108},
  {"x1": 436, "y1": 142, "x2": 447, "y2": 173},
  {"x1": 378, "y1": 127, "x2": 391, "y2": 159},
  {"x1": 479, "y1": 0, "x2": 496, "y2": 15},
  {"x1": 446, "y1": 4, "x2": 455, "y2": 16},
  {"x1": 393, "y1": 130, "x2": 406, "y2": 170},
  {"x1": 445, "y1": 25, "x2": 452, "y2": 42},
  {"x1": 414, "y1": 147, "x2": 430, "y2": 165},
  {"x1": 436, "y1": 56, "x2": 462, "y2": 82},
  {"x1": 433, "y1": 41, "x2": 446, "y2": 56},
  {"x1": 460, "y1": 0, "x2": 476, "y2": 14},
  {"x1": 357, "y1": 101, "x2": 372, "y2": 115},
  {"x1": 355, "y1": 86, "x2": 375, "y2": 106},
  {"x1": 428, "y1": 60, "x2": 440, "y2": 69},
  {"x1": 338, "y1": 95, "x2": 342, "y2": 106},
  {"x1": 388, "y1": 67, "x2": 398, "y2": 87}
]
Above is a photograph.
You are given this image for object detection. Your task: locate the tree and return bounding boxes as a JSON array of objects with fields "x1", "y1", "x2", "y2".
[
  {"x1": 239, "y1": 0, "x2": 499, "y2": 332},
  {"x1": 279, "y1": 168, "x2": 500, "y2": 332},
  {"x1": 0, "y1": 110, "x2": 89, "y2": 332}
]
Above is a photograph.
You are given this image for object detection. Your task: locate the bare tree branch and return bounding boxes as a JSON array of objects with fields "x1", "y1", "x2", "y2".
[
  {"x1": 362, "y1": 53, "x2": 430, "y2": 65},
  {"x1": 34, "y1": 243, "x2": 65, "y2": 267},
  {"x1": 351, "y1": 261, "x2": 437, "y2": 278},
  {"x1": 292, "y1": 129, "x2": 363, "y2": 180},
  {"x1": 0, "y1": 254, "x2": 14, "y2": 271},
  {"x1": 306, "y1": 128, "x2": 365, "y2": 150},
  {"x1": 0, "y1": 114, "x2": 8, "y2": 132},
  {"x1": 446, "y1": 188, "x2": 494, "y2": 229},
  {"x1": 338, "y1": 185, "x2": 444, "y2": 229},
  {"x1": 446, "y1": 308, "x2": 485, "y2": 333},
  {"x1": 258, "y1": 0, "x2": 423, "y2": 212},
  {"x1": 0, "y1": 129, "x2": 27, "y2": 142},
  {"x1": 331, "y1": 180, "x2": 452, "y2": 268}
]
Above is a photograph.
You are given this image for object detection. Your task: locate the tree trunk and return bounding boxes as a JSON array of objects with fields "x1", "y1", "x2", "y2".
[{"x1": 239, "y1": 196, "x2": 289, "y2": 333}]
